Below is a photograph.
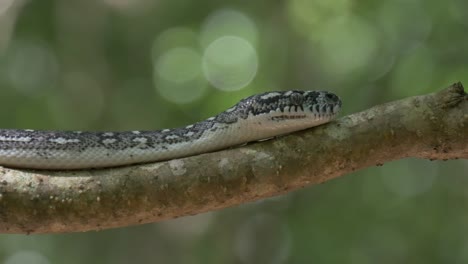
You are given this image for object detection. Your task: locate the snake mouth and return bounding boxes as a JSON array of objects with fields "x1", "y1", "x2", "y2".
[{"x1": 270, "y1": 114, "x2": 307, "y2": 121}]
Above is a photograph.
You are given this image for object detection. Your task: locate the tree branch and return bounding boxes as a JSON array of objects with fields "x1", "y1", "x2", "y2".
[{"x1": 0, "y1": 83, "x2": 467, "y2": 234}]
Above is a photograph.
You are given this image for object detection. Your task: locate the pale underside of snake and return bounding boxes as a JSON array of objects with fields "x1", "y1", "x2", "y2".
[{"x1": 0, "y1": 90, "x2": 342, "y2": 170}]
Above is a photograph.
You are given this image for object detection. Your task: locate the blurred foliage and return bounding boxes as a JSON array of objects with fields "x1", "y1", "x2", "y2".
[{"x1": 0, "y1": 0, "x2": 467, "y2": 263}]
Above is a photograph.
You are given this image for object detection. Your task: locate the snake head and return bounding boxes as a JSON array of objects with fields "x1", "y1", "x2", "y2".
[
  {"x1": 302, "y1": 90, "x2": 342, "y2": 116},
  {"x1": 217, "y1": 90, "x2": 342, "y2": 124}
]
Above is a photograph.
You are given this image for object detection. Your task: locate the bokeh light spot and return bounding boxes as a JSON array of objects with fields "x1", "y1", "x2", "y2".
[
  {"x1": 0, "y1": 0, "x2": 15, "y2": 15},
  {"x1": 288, "y1": 0, "x2": 351, "y2": 36},
  {"x1": 377, "y1": 0, "x2": 432, "y2": 53},
  {"x1": 5, "y1": 40, "x2": 59, "y2": 96},
  {"x1": 156, "y1": 47, "x2": 201, "y2": 83},
  {"x1": 154, "y1": 77, "x2": 207, "y2": 104},
  {"x1": 4, "y1": 250, "x2": 50, "y2": 264},
  {"x1": 152, "y1": 27, "x2": 198, "y2": 58},
  {"x1": 314, "y1": 15, "x2": 378, "y2": 78},
  {"x1": 202, "y1": 36, "x2": 258, "y2": 91},
  {"x1": 153, "y1": 47, "x2": 206, "y2": 104},
  {"x1": 200, "y1": 9, "x2": 258, "y2": 47}
]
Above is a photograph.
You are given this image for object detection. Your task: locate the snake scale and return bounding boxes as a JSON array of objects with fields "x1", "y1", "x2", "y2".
[{"x1": 0, "y1": 90, "x2": 341, "y2": 170}]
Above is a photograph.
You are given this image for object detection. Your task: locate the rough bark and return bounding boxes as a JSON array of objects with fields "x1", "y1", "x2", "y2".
[{"x1": 0, "y1": 82, "x2": 466, "y2": 234}]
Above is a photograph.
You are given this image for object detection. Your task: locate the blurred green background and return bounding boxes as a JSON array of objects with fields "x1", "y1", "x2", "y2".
[{"x1": 0, "y1": 0, "x2": 467, "y2": 263}]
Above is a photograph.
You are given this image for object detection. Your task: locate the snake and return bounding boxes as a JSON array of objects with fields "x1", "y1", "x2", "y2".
[{"x1": 0, "y1": 90, "x2": 341, "y2": 170}]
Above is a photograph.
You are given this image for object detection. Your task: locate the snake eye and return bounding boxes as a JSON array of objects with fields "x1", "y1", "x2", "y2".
[{"x1": 326, "y1": 93, "x2": 339, "y2": 103}]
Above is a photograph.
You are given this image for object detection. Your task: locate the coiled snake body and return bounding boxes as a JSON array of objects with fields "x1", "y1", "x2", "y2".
[{"x1": 0, "y1": 90, "x2": 341, "y2": 169}]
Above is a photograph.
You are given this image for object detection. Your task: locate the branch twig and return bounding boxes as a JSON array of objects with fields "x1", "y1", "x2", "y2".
[{"x1": 0, "y1": 82, "x2": 467, "y2": 234}]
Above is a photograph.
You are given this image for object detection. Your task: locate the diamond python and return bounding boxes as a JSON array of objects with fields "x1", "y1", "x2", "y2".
[{"x1": 0, "y1": 90, "x2": 341, "y2": 170}]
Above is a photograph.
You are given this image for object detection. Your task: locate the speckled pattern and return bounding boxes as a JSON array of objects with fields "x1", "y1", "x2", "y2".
[{"x1": 0, "y1": 90, "x2": 341, "y2": 169}]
